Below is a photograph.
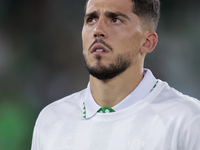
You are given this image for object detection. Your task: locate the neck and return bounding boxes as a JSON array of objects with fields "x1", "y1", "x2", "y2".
[{"x1": 90, "y1": 66, "x2": 143, "y2": 107}]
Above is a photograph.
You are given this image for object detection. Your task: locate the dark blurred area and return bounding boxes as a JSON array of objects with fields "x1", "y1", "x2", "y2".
[{"x1": 0, "y1": 0, "x2": 200, "y2": 149}]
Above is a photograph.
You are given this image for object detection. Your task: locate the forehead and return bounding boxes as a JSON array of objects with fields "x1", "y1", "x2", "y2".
[{"x1": 86, "y1": 0, "x2": 133, "y2": 14}]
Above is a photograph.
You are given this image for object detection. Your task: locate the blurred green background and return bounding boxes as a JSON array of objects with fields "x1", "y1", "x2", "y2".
[{"x1": 0, "y1": 0, "x2": 200, "y2": 149}]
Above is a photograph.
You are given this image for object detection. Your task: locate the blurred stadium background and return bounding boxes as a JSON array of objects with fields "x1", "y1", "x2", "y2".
[{"x1": 0, "y1": 0, "x2": 200, "y2": 149}]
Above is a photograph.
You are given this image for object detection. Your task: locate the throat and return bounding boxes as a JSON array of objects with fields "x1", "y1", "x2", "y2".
[
  {"x1": 89, "y1": 67, "x2": 144, "y2": 108},
  {"x1": 90, "y1": 79, "x2": 133, "y2": 108}
]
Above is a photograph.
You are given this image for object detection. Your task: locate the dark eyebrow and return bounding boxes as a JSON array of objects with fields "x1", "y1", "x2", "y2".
[
  {"x1": 84, "y1": 11, "x2": 99, "y2": 20},
  {"x1": 84, "y1": 11, "x2": 130, "y2": 21},
  {"x1": 105, "y1": 11, "x2": 130, "y2": 20}
]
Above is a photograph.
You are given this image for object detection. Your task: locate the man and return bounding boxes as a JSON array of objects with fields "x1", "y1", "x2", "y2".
[{"x1": 31, "y1": 0, "x2": 200, "y2": 149}]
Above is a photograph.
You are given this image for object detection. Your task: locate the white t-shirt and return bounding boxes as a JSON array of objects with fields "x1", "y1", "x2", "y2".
[{"x1": 31, "y1": 75, "x2": 200, "y2": 150}]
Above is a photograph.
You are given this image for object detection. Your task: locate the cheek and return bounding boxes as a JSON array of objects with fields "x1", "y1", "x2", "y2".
[
  {"x1": 114, "y1": 29, "x2": 141, "y2": 47},
  {"x1": 82, "y1": 29, "x2": 92, "y2": 49},
  {"x1": 125, "y1": 33, "x2": 143, "y2": 51},
  {"x1": 82, "y1": 30, "x2": 86, "y2": 44},
  {"x1": 82, "y1": 36, "x2": 88, "y2": 52},
  {"x1": 117, "y1": 37, "x2": 137, "y2": 52}
]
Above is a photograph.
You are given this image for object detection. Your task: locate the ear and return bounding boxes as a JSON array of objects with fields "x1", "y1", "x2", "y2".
[{"x1": 140, "y1": 32, "x2": 158, "y2": 54}]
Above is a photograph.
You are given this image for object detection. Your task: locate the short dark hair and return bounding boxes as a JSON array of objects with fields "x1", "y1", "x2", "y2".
[
  {"x1": 132, "y1": 0, "x2": 160, "y2": 31},
  {"x1": 85, "y1": 0, "x2": 160, "y2": 31}
]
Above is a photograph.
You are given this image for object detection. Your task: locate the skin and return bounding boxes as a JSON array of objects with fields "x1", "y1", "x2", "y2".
[{"x1": 82, "y1": 0, "x2": 158, "y2": 107}]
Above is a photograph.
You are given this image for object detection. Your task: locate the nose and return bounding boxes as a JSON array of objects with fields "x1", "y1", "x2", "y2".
[{"x1": 94, "y1": 19, "x2": 107, "y2": 39}]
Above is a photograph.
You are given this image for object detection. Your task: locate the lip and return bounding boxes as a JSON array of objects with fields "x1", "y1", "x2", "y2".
[{"x1": 91, "y1": 44, "x2": 109, "y2": 54}]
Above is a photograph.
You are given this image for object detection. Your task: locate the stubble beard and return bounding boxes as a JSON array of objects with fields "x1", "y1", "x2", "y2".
[{"x1": 85, "y1": 52, "x2": 133, "y2": 81}]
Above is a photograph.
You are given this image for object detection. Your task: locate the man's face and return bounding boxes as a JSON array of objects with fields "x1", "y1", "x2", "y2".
[{"x1": 82, "y1": 0, "x2": 145, "y2": 80}]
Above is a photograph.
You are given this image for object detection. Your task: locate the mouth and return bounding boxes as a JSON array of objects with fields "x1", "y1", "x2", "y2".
[{"x1": 91, "y1": 44, "x2": 109, "y2": 54}]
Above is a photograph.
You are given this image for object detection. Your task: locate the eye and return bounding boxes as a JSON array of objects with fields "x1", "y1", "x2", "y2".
[
  {"x1": 112, "y1": 18, "x2": 123, "y2": 24},
  {"x1": 86, "y1": 18, "x2": 96, "y2": 24}
]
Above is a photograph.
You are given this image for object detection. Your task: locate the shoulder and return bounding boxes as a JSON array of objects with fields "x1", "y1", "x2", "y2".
[
  {"x1": 35, "y1": 89, "x2": 86, "y2": 128},
  {"x1": 150, "y1": 80, "x2": 200, "y2": 118},
  {"x1": 147, "y1": 80, "x2": 200, "y2": 142},
  {"x1": 44, "y1": 89, "x2": 86, "y2": 112}
]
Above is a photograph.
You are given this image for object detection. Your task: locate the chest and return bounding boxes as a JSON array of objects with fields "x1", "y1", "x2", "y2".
[{"x1": 41, "y1": 114, "x2": 179, "y2": 150}]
